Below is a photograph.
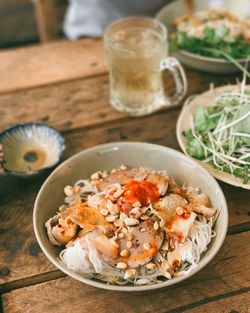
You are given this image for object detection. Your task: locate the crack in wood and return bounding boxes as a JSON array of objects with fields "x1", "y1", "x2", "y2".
[
  {"x1": 0, "y1": 270, "x2": 66, "y2": 295},
  {"x1": 164, "y1": 286, "x2": 250, "y2": 313},
  {"x1": 227, "y1": 222, "x2": 250, "y2": 235}
]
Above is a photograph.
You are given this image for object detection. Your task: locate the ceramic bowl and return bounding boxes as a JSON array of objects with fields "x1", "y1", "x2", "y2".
[
  {"x1": 156, "y1": 0, "x2": 250, "y2": 73},
  {"x1": 176, "y1": 84, "x2": 250, "y2": 190},
  {"x1": 33, "y1": 142, "x2": 228, "y2": 291},
  {"x1": 0, "y1": 123, "x2": 65, "y2": 176}
]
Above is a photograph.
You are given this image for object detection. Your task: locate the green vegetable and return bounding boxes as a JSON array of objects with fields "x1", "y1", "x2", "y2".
[
  {"x1": 170, "y1": 26, "x2": 250, "y2": 77},
  {"x1": 186, "y1": 138, "x2": 206, "y2": 159},
  {"x1": 184, "y1": 87, "x2": 250, "y2": 184},
  {"x1": 194, "y1": 106, "x2": 207, "y2": 132}
]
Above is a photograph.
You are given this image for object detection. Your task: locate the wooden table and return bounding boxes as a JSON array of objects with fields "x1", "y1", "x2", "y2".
[{"x1": 0, "y1": 38, "x2": 249, "y2": 313}]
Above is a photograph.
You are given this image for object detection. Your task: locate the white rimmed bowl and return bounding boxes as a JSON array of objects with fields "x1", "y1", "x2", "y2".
[
  {"x1": 156, "y1": 0, "x2": 250, "y2": 73},
  {"x1": 176, "y1": 84, "x2": 250, "y2": 190},
  {"x1": 33, "y1": 142, "x2": 228, "y2": 291},
  {"x1": 0, "y1": 123, "x2": 65, "y2": 176}
]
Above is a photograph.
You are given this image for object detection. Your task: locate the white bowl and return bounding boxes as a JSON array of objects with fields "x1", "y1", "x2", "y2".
[
  {"x1": 156, "y1": 0, "x2": 250, "y2": 74},
  {"x1": 33, "y1": 142, "x2": 228, "y2": 291},
  {"x1": 176, "y1": 84, "x2": 250, "y2": 190}
]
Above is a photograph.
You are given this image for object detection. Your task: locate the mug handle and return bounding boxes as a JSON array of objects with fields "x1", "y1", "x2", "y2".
[{"x1": 159, "y1": 57, "x2": 187, "y2": 107}]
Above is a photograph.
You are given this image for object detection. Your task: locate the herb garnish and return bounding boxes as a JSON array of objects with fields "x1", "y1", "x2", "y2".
[{"x1": 183, "y1": 82, "x2": 250, "y2": 184}]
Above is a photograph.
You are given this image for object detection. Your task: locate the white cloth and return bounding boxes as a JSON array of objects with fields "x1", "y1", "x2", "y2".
[{"x1": 63, "y1": 0, "x2": 168, "y2": 39}]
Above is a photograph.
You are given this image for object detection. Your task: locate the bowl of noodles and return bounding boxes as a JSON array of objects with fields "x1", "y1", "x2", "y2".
[{"x1": 33, "y1": 142, "x2": 228, "y2": 291}]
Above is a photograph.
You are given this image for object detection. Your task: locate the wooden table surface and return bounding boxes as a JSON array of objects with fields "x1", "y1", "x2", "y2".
[{"x1": 0, "y1": 38, "x2": 249, "y2": 313}]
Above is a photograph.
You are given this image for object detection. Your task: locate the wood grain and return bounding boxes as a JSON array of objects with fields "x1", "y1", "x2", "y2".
[
  {"x1": 2, "y1": 232, "x2": 250, "y2": 313},
  {"x1": 0, "y1": 68, "x2": 241, "y2": 133},
  {"x1": 180, "y1": 290, "x2": 250, "y2": 313},
  {"x1": 0, "y1": 38, "x2": 106, "y2": 94},
  {"x1": 0, "y1": 111, "x2": 249, "y2": 286}
]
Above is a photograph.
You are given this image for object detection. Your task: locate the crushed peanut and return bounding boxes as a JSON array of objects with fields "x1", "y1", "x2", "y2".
[
  {"x1": 114, "y1": 219, "x2": 124, "y2": 228},
  {"x1": 146, "y1": 263, "x2": 156, "y2": 270},
  {"x1": 176, "y1": 206, "x2": 184, "y2": 215},
  {"x1": 64, "y1": 185, "x2": 74, "y2": 197},
  {"x1": 120, "y1": 249, "x2": 130, "y2": 257},
  {"x1": 116, "y1": 262, "x2": 127, "y2": 269},
  {"x1": 100, "y1": 208, "x2": 109, "y2": 216},
  {"x1": 129, "y1": 207, "x2": 142, "y2": 219},
  {"x1": 101, "y1": 171, "x2": 108, "y2": 178},
  {"x1": 140, "y1": 215, "x2": 149, "y2": 220},
  {"x1": 109, "y1": 204, "x2": 120, "y2": 215},
  {"x1": 127, "y1": 241, "x2": 133, "y2": 249},
  {"x1": 124, "y1": 269, "x2": 136, "y2": 279},
  {"x1": 90, "y1": 171, "x2": 100, "y2": 180},
  {"x1": 113, "y1": 189, "x2": 124, "y2": 199},
  {"x1": 143, "y1": 243, "x2": 151, "y2": 251},
  {"x1": 120, "y1": 212, "x2": 128, "y2": 222},
  {"x1": 106, "y1": 215, "x2": 118, "y2": 222},
  {"x1": 153, "y1": 221, "x2": 159, "y2": 230},
  {"x1": 132, "y1": 201, "x2": 141, "y2": 207},
  {"x1": 124, "y1": 218, "x2": 139, "y2": 226}
]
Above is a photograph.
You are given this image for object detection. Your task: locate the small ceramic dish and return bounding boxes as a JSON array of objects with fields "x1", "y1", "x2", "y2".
[
  {"x1": 34, "y1": 142, "x2": 228, "y2": 291},
  {"x1": 156, "y1": 0, "x2": 250, "y2": 74},
  {"x1": 176, "y1": 84, "x2": 250, "y2": 190},
  {"x1": 0, "y1": 123, "x2": 65, "y2": 176}
]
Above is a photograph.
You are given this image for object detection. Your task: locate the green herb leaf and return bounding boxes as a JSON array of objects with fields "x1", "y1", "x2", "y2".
[
  {"x1": 186, "y1": 138, "x2": 206, "y2": 159},
  {"x1": 194, "y1": 106, "x2": 207, "y2": 131}
]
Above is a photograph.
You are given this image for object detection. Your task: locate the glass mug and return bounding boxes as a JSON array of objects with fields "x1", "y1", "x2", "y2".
[{"x1": 104, "y1": 17, "x2": 187, "y2": 116}]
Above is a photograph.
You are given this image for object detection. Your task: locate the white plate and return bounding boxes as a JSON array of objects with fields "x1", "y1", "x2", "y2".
[
  {"x1": 156, "y1": 0, "x2": 250, "y2": 73},
  {"x1": 176, "y1": 84, "x2": 250, "y2": 190}
]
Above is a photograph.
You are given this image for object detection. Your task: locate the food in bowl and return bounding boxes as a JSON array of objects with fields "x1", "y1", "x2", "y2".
[
  {"x1": 170, "y1": 8, "x2": 250, "y2": 72},
  {"x1": 183, "y1": 84, "x2": 250, "y2": 184},
  {"x1": 45, "y1": 165, "x2": 218, "y2": 285}
]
